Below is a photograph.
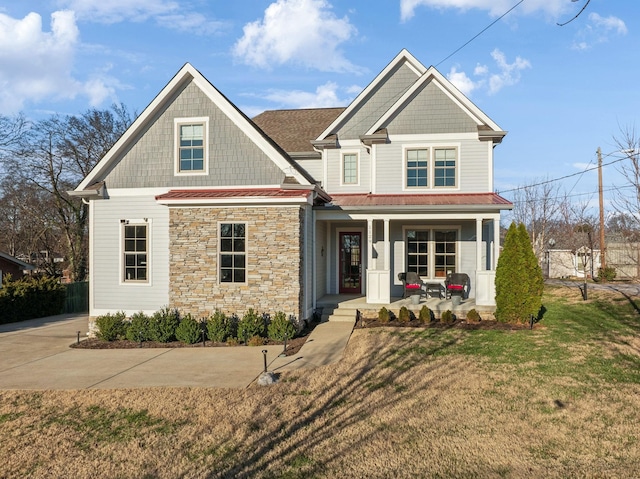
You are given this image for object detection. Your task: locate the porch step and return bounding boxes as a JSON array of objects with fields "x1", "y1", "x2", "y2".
[{"x1": 320, "y1": 307, "x2": 357, "y2": 322}]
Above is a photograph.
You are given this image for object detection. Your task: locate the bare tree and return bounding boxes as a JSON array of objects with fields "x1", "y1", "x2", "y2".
[{"x1": 5, "y1": 104, "x2": 133, "y2": 281}]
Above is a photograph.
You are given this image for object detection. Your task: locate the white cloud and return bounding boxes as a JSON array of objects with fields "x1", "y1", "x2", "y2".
[
  {"x1": 57, "y1": 0, "x2": 225, "y2": 34},
  {"x1": 446, "y1": 49, "x2": 531, "y2": 96},
  {"x1": 400, "y1": 0, "x2": 572, "y2": 22},
  {"x1": 263, "y1": 81, "x2": 355, "y2": 108},
  {"x1": 233, "y1": 0, "x2": 361, "y2": 73},
  {"x1": 572, "y1": 12, "x2": 627, "y2": 50},
  {"x1": 447, "y1": 67, "x2": 478, "y2": 96}
]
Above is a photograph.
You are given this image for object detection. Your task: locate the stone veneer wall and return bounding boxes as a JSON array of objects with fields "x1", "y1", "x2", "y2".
[{"x1": 169, "y1": 206, "x2": 305, "y2": 320}]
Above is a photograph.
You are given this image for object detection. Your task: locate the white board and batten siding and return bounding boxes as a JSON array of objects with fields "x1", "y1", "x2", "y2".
[{"x1": 91, "y1": 193, "x2": 170, "y2": 316}]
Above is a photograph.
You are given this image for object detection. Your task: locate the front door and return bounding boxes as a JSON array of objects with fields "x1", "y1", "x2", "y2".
[{"x1": 339, "y1": 232, "x2": 362, "y2": 294}]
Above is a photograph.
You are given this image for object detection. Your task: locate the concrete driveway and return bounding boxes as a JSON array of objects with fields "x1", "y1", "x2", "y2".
[{"x1": 0, "y1": 313, "x2": 354, "y2": 390}]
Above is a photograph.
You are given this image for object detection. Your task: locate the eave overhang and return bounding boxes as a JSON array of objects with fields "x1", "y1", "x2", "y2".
[{"x1": 67, "y1": 181, "x2": 106, "y2": 199}]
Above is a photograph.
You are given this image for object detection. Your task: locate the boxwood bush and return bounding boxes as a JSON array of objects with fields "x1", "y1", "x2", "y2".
[
  {"x1": 267, "y1": 311, "x2": 296, "y2": 341},
  {"x1": 95, "y1": 311, "x2": 127, "y2": 341},
  {"x1": 207, "y1": 310, "x2": 236, "y2": 343},
  {"x1": 237, "y1": 308, "x2": 265, "y2": 342},
  {"x1": 149, "y1": 307, "x2": 179, "y2": 343},
  {"x1": 125, "y1": 311, "x2": 151, "y2": 342},
  {"x1": 175, "y1": 313, "x2": 202, "y2": 344}
]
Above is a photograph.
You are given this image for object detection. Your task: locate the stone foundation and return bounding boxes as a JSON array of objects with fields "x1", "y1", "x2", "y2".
[{"x1": 169, "y1": 206, "x2": 305, "y2": 320}]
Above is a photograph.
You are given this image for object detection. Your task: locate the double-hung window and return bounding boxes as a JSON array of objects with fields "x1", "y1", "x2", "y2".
[
  {"x1": 175, "y1": 118, "x2": 208, "y2": 174},
  {"x1": 342, "y1": 153, "x2": 358, "y2": 185},
  {"x1": 220, "y1": 223, "x2": 246, "y2": 283},
  {"x1": 407, "y1": 230, "x2": 429, "y2": 276},
  {"x1": 405, "y1": 147, "x2": 458, "y2": 189},
  {"x1": 123, "y1": 223, "x2": 148, "y2": 282},
  {"x1": 406, "y1": 149, "x2": 428, "y2": 188},
  {"x1": 434, "y1": 148, "x2": 457, "y2": 187},
  {"x1": 434, "y1": 230, "x2": 457, "y2": 277}
]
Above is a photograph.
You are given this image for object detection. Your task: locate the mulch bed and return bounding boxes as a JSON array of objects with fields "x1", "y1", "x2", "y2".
[
  {"x1": 70, "y1": 321, "x2": 320, "y2": 356},
  {"x1": 358, "y1": 318, "x2": 537, "y2": 330}
]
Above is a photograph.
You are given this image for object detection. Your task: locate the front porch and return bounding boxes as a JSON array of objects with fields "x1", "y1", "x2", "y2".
[{"x1": 316, "y1": 294, "x2": 496, "y2": 322}]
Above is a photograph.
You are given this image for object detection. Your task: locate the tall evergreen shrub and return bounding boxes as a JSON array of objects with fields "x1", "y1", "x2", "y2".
[{"x1": 495, "y1": 222, "x2": 544, "y2": 323}]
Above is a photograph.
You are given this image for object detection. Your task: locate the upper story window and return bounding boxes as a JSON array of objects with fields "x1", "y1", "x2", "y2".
[
  {"x1": 123, "y1": 223, "x2": 148, "y2": 282},
  {"x1": 404, "y1": 146, "x2": 458, "y2": 189},
  {"x1": 220, "y1": 222, "x2": 246, "y2": 283},
  {"x1": 175, "y1": 117, "x2": 208, "y2": 175},
  {"x1": 342, "y1": 153, "x2": 358, "y2": 185},
  {"x1": 406, "y1": 149, "x2": 428, "y2": 188},
  {"x1": 434, "y1": 148, "x2": 457, "y2": 188}
]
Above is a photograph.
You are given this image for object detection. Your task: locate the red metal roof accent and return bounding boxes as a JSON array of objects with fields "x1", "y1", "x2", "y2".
[
  {"x1": 156, "y1": 188, "x2": 312, "y2": 201},
  {"x1": 329, "y1": 193, "x2": 512, "y2": 207}
]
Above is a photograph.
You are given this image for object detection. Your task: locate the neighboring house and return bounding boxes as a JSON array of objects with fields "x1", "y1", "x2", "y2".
[
  {"x1": 0, "y1": 252, "x2": 34, "y2": 284},
  {"x1": 545, "y1": 248, "x2": 601, "y2": 279},
  {"x1": 71, "y1": 49, "x2": 512, "y2": 324}
]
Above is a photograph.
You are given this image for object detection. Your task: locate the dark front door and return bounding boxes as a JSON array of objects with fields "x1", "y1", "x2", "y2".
[{"x1": 339, "y1": 232, "x2": 362, "y2": 294}]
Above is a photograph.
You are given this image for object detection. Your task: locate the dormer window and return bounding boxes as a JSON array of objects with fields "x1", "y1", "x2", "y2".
[{"x1": 175, "y1": 117, "x2": 209, "y2": 175}]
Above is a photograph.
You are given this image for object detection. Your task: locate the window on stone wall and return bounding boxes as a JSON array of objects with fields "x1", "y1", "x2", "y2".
[
  {"x1": 220, "y1": 223, "x2": 246, "y2": 283},
  {"x1": 123, "y1": 223, "x2": 148, "y2": 282}
]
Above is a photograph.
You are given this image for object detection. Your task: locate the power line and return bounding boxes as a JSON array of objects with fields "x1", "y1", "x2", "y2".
[
  {"x1": 436, "y1": 0, "x2": 525, "y2": 68},
  {"x1": 509, "y1": 184, "x2": 635, "y2": 205},
  {"x1": 496, "y1": 153, "x2": 630, "y2": 195}
]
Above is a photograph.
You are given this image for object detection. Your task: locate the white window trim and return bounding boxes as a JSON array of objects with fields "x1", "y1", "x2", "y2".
[
  {"x1": 401, "y1": 225, "x2": 460, "y2": 280},
  {"x1": 401, "y1": 143, "x2": 461, "y2": 191},
  {"x1": 433, "y1": 146, "x2": 459, "y2": 190},
  {"x1": 340, "y1": 151, "x2": 360, "y2": 186},
  {"x1": 218, "y1": 221, "x2": 248, "y2": 285},
  {"x1": 119, "y1": 218, "x2": 152, "y2": 286},
  {"x1": 174, "y1": 117, "x2": 209, "y2": 176}
]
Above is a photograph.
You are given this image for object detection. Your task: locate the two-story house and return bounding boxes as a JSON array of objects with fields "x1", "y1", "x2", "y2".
[{"x1": 72, "y1": 49, "x2": 512, "y2": 326}]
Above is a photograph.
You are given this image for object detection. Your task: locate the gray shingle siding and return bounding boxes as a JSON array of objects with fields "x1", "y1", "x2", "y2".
[
  {"x1": 386, "y1": 81, "x2": 478, "y2": 135},
  {"x1": 337, "y1": 63, "x2": 419, "y2": 140},
  {"x1": 105, "y1": 81, "x2": 285, "y2": 189}
]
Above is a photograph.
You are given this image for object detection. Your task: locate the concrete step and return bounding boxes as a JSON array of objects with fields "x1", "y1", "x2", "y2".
[{"x1": 320, "y1": 307, "x2": 357, "y2": 322}]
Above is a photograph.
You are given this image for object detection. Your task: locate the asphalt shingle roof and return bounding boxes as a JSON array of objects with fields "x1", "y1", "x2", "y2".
[{"x1": 252, "y1": 107, "x2": 345, "y2": 153}]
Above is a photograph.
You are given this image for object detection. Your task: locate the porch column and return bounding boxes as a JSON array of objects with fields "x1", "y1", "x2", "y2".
[
  {"x1": 493, "y1": 219, "x2": 501, "y2": 270},
  {"x1": 367, "y1": 218, "x2": 374, "y2": 269},
  {"x1": 384, "y1": 219, "x2": 390, "y2": 270},
  {"x1": 476, "y1": 218, "x2": 483, "y2": 271}
]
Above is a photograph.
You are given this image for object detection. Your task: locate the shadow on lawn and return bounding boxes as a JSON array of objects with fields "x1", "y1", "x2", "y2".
[{"x1": 205, "y1": 327, "x2": 462, "y2": 478}]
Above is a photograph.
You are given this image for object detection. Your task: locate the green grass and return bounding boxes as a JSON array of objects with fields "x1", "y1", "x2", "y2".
[{"x1": 384, "y1": 286, "x2": 640, "y2": 387}]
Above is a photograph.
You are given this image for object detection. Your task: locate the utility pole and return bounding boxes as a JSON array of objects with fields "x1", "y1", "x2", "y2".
[{"x1": 598, "y1": 147, "x2": 606, "y2": 275}]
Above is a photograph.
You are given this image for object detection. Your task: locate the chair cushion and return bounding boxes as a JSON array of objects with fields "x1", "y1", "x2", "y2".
[
  {"x1": 406, "y1": 284, "x2": 421, "y2": 289},
  {"x1": 447, "y1": 284, "x2": 464, "y2": 290}
]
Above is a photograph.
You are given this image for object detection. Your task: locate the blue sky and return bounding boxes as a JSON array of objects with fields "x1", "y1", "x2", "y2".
[{"x1": 0, "y1": 0, "x2": 637, "y2": 211}]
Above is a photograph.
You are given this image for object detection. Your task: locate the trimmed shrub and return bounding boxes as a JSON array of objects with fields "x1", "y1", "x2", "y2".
[
  {"x1": 378, "y1": 307, "x2": 390, "y2": 323},
  {"x1": 125, "y1": 311, "x2": 151, "y2": 342},
  {"x1": 398, "y1": 306, "x2": 411, "y2": 323},
  {"x1": 176, "y1": 313, "x2": 203, "y2": 344},
  {"x1": 441, "y1": 310, "x2": 454, "y2": 324},
  {"x1": 268, "y1": 311, "x2": 296, "y2": 341},
  {"x1": 237, "y1": 309, "x2": 266, "y2": 342},
  {"x1": 466, "y1": 308, "x2": 481, "y2": 322},
  {"x1": 418, "y1": 305, "x2": 432, "y2": 323},
  {"x1": 0, "y1": 275, "x2": 66, "y2": 324},
  {"x1": 495, "y1": 222, "x2": 544, "y2": 324},
  {"x1": 598, "y1": 266, "x2": 616, "y2": 282},
  {"x1": 96, "y1": 311, "x2": 127, "y2": 341},
  {"x1": 207, "y1": 310, "x2": 236, "y2": 343},
  {"x1": 149, "y1": 307, "x2": 179, "y2": 343}
]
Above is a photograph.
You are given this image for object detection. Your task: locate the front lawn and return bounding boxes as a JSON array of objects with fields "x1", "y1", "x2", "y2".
[{"x1": 1, "y1": 284, "x2": 639, "y2": 478}]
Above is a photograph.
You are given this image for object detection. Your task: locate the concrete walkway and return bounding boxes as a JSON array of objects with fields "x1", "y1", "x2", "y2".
[{"x1": 0, "y1": 314, "x2": 354, "y2": 390}]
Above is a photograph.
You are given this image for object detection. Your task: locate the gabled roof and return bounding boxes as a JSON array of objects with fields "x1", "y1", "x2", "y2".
[
  {"x1": 327, "y1": 193, "x2": 512, "y2": 211},
  {"x1": 76, "y1": 63, "x2": 314, "y2": 192},
  {"x1": 0, "y1": 252, "x2": 34, "y2": 270},
  {"x1": 365, "y1": 66, "x2": 505, "y2": 138},
  {"x1": 315, "y1": 49, "x2": 427, "y2": 142},
  {"x1": 253, "y1": 108, "x2": 345, "y2": 154}
]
